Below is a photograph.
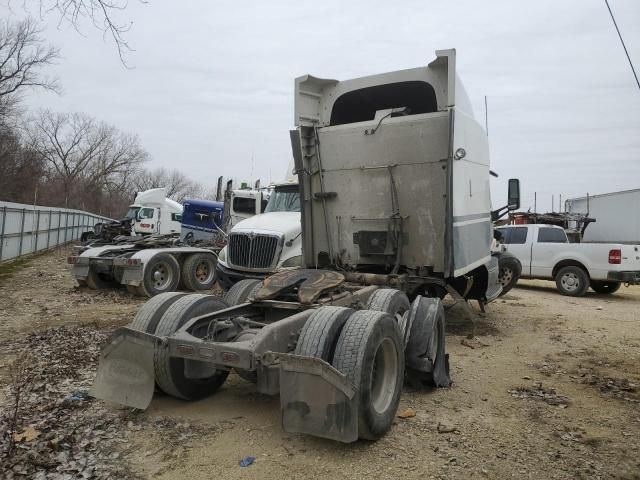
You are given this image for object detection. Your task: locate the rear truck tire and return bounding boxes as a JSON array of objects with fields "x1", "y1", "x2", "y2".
[
  {"x1": 591, "y1": 281, "x2": 621, "y2": 294},
  {"x1": 129, "y1": 292, "x2": 189, "y2": 333},
  {"x1": 366, "y1": 289, "x2": 410, "y2": 320},
  {"x1": 223, "y1": 279, "x2": 262, "y2": 305},
  {"x1": 555, "y1": 265, "x2": 589, "y2": 297},
  {"x1": 294, "y1": 306, "x2": 354, "y2": 360},
  {"x1": 139, "y1": 253, "x2": 181, "y2": 297},
  {"x1": 154, "y1": 294, "x2": 230, "y2": 400},
  {"x1": 404, "y1": 296, "x2": 450, "y2": 389},
  {"x1": 332, "y1": 310, "x2": 404, "y2": 441},
  {"x1": 76, "y1": 279, "x2": 87, "y2": 288},
  {"x1": 86, "y1": 267, "x2": 111, "y2": 290},
  {"x1": 181, "y1": 253, "x2": 217, "y2": 291},
  {"x1": 498, "y1": 254, "x2": 522, "y2": 296}
]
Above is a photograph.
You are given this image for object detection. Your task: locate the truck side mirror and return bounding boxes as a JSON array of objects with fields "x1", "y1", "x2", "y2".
[{"x1": 508, "y1": 178, "x2": 520, "y2": 211}]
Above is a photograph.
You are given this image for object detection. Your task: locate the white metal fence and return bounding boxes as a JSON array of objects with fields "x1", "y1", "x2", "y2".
[{"x1": 0, "y1": 201, "x2": 113, "y2": 263}]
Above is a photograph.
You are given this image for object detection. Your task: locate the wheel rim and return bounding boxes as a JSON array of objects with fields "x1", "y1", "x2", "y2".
[
  {"x1": 194, "y1": 260, "x2": 214, "y2": 284},
  {"x1": 560, "y1": 272, "x2": 579, "y2": 292},
  {"x1": 151, "y1": 262, "x2": 173, "y2": 290},
  {"x1": 370, "y1": 337, "x2": 399, "y2": 414},
  {"x1": 499, "y1": 267, "x2": 513, "y2": 287}
]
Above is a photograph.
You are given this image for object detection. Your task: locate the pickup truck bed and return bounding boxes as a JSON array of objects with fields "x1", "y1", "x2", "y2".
[{"x1": 496, "y1": 224, "x2": 640, "y2": 296}]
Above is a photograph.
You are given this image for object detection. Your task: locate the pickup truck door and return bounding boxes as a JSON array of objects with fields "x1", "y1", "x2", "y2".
[
  {"x1": 530, "y1": 226, "x2": 569, "y2": 277},
  {"x1": 502, "y1": 226, "x2": 532, "y2": 276}
]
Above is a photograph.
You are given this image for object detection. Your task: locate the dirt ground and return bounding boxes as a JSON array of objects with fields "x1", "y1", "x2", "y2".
[{"x1": 0, "y1": 246, "x2": 639, "y2": 479}]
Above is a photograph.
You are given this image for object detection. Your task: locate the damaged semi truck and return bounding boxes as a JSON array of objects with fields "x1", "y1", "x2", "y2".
[{"x1": 91, "y1": 49, "x2": 519, "y2": 442}]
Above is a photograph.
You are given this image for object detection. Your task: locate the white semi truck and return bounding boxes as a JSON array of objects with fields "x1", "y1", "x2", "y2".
[
  {"x1": 81, "y1": 188, "x2": 183, "y2": 243},
  {"x1": 69, "y1": 188, "x2": 266, "y2": 296},
  {"x1": 131, "y1": 188, "x2": 183, "y2": 236},
  {"x1": 215, "y1": 181, "x2": 302, "y2": 289},
  {"x1": 91, "y1": 50, "x2": 519, "y2": 443}
]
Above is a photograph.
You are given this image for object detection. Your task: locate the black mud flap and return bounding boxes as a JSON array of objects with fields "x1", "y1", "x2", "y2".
[
  {"x1": 278, "y1": 353, "x2": 359, "y2": 443},
  {"x1": 90, "y1": 327, "x2": 157, "y2": 410}
]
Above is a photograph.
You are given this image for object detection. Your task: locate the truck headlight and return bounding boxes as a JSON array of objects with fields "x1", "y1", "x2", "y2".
[
  {"x1": 281, "y1": 255, "x2": 303, "y2": 268},
  {"x1": 218, "y1": 247, "x2": 227, "y2": 264}
]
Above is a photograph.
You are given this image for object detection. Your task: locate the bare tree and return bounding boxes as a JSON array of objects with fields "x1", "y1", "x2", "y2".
[
  {"x1": 7, "y1": 1, "x2": 143, "y2": 64},
  {"x1": 25, "y1": 109, "x2": 148, "y2": 208},
  {"x1": 0, "y1": 18, "x2": 59, "y2": 123},
  {"x1": 0, "y1": 127, "x2": 44, "y2": 203},
  {"x1": 42, "y1": 0, "x2": 139, "y2": 63}
]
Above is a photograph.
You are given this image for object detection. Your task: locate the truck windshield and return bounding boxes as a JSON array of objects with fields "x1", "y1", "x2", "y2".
[
  {"x1": 264, "y1": 186, "x2": 300, "y2": 213},
  {"x1": 124, "y1": 207, "x2": 140, "y2": 220}
]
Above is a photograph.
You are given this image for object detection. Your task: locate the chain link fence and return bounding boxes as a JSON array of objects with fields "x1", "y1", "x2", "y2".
[{"x1": 0, "y1": 201, "x2": 113, "y2": 263}]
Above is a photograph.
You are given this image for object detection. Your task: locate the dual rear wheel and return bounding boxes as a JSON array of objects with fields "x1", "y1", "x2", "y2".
[
  {"x1": 127, "y1": 287, "x2": 448, "y2": 442},
  {"x1": 129, "y1": 252, "x2": 217, "y2": 297},
  {"x1": 129, "y1": 292, "x2": 230, "y2": 400},
  {"x1": 294, "y1": 289, "x2": 448, "y2": 440}
]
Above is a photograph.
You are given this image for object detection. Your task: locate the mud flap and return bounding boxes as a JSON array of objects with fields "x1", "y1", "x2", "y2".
[
  {"x1": 278, "y1": 353, "x2": 359, "y2": 443},
  {"x1": 72, "y1": 265, "x2": 89, "y2": 280},
  {"x1": 90, "y1": 328, "x2": 158, "y2": 410}
]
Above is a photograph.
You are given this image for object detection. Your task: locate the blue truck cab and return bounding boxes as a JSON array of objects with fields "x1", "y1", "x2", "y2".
[{"x1": 181, "y1": 199, "x2": 225, "y2": 242}]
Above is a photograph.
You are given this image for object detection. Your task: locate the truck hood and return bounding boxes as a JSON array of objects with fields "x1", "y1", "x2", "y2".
[{"x1": 232, "y1": 211, "x2": 301, "y2": 237}]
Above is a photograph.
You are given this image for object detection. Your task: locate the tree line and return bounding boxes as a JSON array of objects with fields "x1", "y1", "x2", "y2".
[{"x1": 0, "y1": 15, "x2": 215, "y2": 219}]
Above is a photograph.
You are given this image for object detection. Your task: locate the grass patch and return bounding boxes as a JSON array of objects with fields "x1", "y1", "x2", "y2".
[{"x1": 0, "y1": 248, "x2": 59, "y2": 278}]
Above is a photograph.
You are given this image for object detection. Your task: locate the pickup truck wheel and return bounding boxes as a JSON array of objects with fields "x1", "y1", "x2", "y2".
[
  {"x1": 140, "y1": 253, "x2": 181, "y2": 297},
  {"x1": 181, "y1": 253, "x2": 217, "y2": 291},
  {"x1": 295, "y1": 306, "x2": 353, "y2": 361},
  {"x1": 154, "y1": 294, "x2": 230, "y2": 400},
  {"x1": 223, "y1": 279, "x2": 262, "y2": 305},
  {"x1": 332, "y1": 310, "x2": 404, "y2": 440},
  {"x1": 555, "y1": 266, "x2": 589, "y2": 297},
  {"x1": 498, "y1": 255, "x2": 521, "y2": 296},
  {"x1": 366, "y1": 289, "x2": 410, "y2": 321},
  {"x1": 130, "y1": 292, "x2": 188, "y2": 333},
  {"x1": 591, "y1": 281, "x2": 621, "y2": 294}
]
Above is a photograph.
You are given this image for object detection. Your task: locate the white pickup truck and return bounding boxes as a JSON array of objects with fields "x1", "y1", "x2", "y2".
[{"x1": 496, "y1": 224, "x2": 640, "y2": 296}]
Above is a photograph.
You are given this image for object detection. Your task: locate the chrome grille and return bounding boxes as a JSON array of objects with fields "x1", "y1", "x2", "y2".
[{"x1": 228, "y1": 232, "x2": 280, "y2": 269}]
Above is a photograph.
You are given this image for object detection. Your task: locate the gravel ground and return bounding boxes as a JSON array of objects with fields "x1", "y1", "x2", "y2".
[{"x1": 0, "y1": 247, "x2": 639, "y2": 479}]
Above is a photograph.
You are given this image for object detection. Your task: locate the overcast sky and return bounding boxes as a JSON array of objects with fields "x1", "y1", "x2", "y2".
[{"x1": 6, "y1": 0, "x2": 640, "y2": 211}]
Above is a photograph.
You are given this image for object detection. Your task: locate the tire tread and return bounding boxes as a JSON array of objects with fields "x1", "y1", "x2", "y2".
[
  {"x1": 130, "y1": 292, "x2": 188, "y2": 333},
  {"x1": 223, "y1": 279, "x2": 262, "y2": 305},
  {"x1": 154, "y1": 294, "x2": 229, "y2": 399},
  {"x1": 295, "y1": 306, "x2": 353, "y2": 360}
]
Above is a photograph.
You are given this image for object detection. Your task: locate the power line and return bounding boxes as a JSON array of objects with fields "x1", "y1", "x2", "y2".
[{"x1": 604, "y1": 0, "x2": 640, "y2": 90}]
